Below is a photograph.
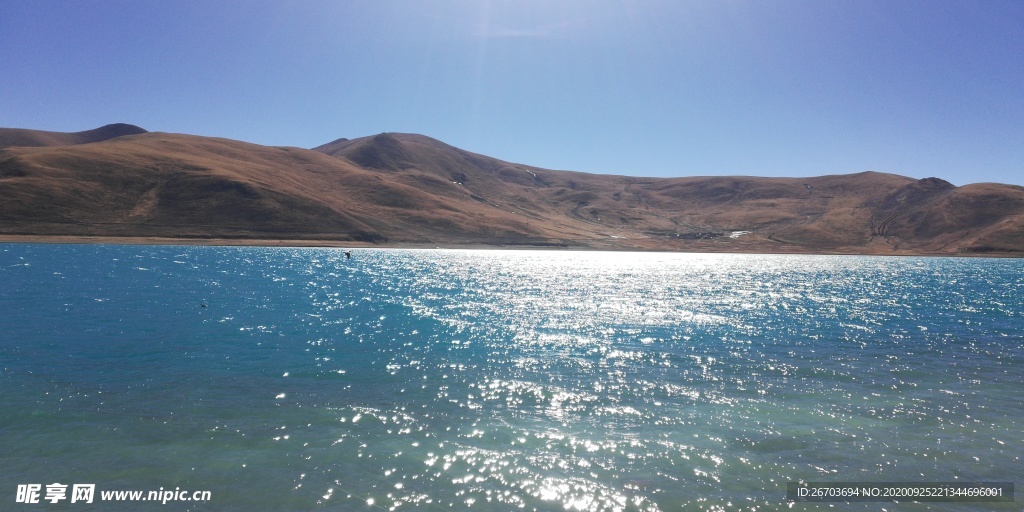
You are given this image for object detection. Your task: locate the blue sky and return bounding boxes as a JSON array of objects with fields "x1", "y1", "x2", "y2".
[{"x1": 1, "y1": 0, "x2": 1021, "y2": 185}]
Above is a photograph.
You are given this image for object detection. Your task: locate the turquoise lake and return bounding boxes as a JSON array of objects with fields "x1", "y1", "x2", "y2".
[{"x1": 1, "y1": 244, "x2": 1021, "y2": 511}]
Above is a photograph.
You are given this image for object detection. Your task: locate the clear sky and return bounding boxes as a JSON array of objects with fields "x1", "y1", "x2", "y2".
[{"x1": 1, "y1": 0, "x2": 1022, "y2": 185}]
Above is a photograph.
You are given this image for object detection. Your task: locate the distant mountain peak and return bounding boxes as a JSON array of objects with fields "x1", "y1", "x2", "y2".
[
  {"x1": 95, "y1": 123, "x2": 147, "y2": 133},
  {"x1": 83, "y1": 123, "x2": 148, "y2": 139},
  {"x1": 314, "y1": 132, "x2": 416, "y2": 171},
  {"x1": 0, "y1": 123, "x2": 148, "y2": 149}
]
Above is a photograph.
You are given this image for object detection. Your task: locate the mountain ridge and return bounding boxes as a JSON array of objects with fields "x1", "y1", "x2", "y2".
[
  {"x1": 0, "y1": 123, "x2": 147, "y2": 150},
  {"x1": 1, "y1": 125, "x2": 1022, "y2": 255}
]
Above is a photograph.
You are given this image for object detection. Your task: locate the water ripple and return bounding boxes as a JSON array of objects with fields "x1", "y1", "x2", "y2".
[{"x1": 1, "y1": 246, "x2": 1021, "y2": 511}]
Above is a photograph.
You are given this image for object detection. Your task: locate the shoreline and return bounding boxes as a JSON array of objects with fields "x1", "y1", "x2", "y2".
[{"x1": 1, "y1": 234, "x2": 1021, "y2": 258}]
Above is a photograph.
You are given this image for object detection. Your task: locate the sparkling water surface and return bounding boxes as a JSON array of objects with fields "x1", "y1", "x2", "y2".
[{"x1": 1, "y1": 245, "x2": 1021, "y2": 511}]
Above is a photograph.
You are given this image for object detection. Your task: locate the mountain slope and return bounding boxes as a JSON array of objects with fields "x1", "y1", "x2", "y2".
[
  {"x1": 0, "y1": 132, "x2": 551, "y2": 243},
  {"x1": 313, "y1": 132, "x2": 1024, "y2": 254},
  {"x1": 1, "y1": 126, "x2": 1022, "y2": 255},
  {"x1": 0, "y1": 123, "x2": 148, "y2": 150}
]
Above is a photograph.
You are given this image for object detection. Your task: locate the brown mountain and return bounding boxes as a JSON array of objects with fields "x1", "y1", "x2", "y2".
[
  {"x1": 0, "y1": 123, "x2": 147, "y2": 150},
  {"x1": 1, "y1": 126, "x2": 1022, "y2": 255}
]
